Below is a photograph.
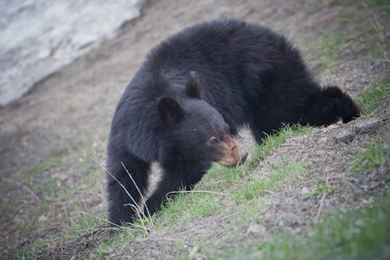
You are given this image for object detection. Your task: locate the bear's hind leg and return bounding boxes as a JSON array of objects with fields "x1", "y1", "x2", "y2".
[
  {"x1": 301, "y1": 86, "x2": 360, "y2": 126},
  {"x1": 107, "y1": 152, "x2": 150, "y2": 225}
]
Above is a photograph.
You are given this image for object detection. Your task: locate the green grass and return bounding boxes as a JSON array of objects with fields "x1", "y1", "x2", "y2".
[
  {"x1": 89, "y1": 228, "x2": 141, "y2": 259},
  {"x1": 205, "y1": 125, "x2": 308, "y2": 188},
  {"x1": 234, "y1": 179, "x2": 267, "y2": 204},
  {"x1": 206, "y1": 164, "x2": 247, "y2": 185},
  {"x1": 353, "y1": 132, "x2": 390, "y2": 173},
  {"x1": 372, "y1": 0, "x2": 390, "y2": 11},
  {"x1": 66, "y1": 215, "x2": 106, "y2": 240},
  {"x1": 234, "y1": 161, "x2": 307, "y2": 204},
  {"x1": 320, "y1": 30, "x2": 346, "y2": 73},
  {"x1": 27, "y1": 154, "x2": 64, "y2": 177},
  {"x1": 238, "y1": 193, "x2": 390, "y2": 260},
  {"x1": 89, "y1": 126, "x2": 310, "y2": 256},
  {"x1": 316, "y1": 3, "x2": 389, "y2": 73},
  {"x1": 0, "y1": 199, "x2": 15, "y2": 215},
  {"x1": 318, "y1": 13, "x2": 369, "y2": 74},
  {"x1": 234, "y1": 200, "x2": 264, "y2": 226},
  {"x1": 356, "y1": 75, "x2": 390, "y2": 115},
  {"x1": 156, "y1": 125, "x2": 308, "y2": 228},
  {"x1": 253, "y1": 125, "x2": 308, "y2": 161},
  {"x1": 310, "y1": 183, "x2": 336, "y2": 197},
  {"x1": 156, "y1": 192, "x2": 218, "y2": 230}
]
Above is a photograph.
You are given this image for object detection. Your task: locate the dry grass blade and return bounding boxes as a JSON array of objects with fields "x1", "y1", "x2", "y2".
[
  {"x1": 120, "y1": 162, "x2": 155, "y2": 231},
  {"x1": 93, "y1": 159, "x2": 151, "y2": 234},
  {"x1": 166, "y1": 190, "x2": 225, "y2": 196}
]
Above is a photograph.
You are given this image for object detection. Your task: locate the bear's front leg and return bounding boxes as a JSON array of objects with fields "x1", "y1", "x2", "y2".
[
  {"x1": 144, "y1": 161, "x2": 211, "y2": 217},
  {"x1": 107, "y1": 152, "x2": 150, "y2": 225}
]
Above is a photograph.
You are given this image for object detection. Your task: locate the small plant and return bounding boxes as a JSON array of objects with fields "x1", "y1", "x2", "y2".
[{"x1": 310, "y1": 183, "x2": 336, "y2": 197}]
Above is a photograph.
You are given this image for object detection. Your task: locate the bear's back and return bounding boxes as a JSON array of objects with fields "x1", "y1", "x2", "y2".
[{"x1": 146, "y1": 20, "x2": 294, "y2": 76}]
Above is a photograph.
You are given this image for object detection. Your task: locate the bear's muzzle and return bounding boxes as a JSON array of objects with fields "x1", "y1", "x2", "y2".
[{"x1": 215, "y1": 136, "x2": 248, "y2": 167}]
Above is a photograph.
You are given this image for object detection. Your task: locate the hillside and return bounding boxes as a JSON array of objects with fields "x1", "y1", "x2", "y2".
[{"x1": 0, "y1": 0, "x2": 389, "y2": 258}]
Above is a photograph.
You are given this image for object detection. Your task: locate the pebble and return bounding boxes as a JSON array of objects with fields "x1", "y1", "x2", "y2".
[
  {"x1": 38, "y1": 215, "x2": 48, "y2": 222},
  {"x1": 246, "y1": 224, "x2": 266, "y2": 236},
  {"x1": 301, "y1": 186, "x2": 311, "y2": 195}
]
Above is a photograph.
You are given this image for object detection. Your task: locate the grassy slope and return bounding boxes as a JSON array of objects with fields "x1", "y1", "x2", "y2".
[
  {"x1": 5, "y1": 0, "x2": 389, "y2": 258},
  {"x1": 236, "y1": 193, "x2": 390, "y2": 260}
]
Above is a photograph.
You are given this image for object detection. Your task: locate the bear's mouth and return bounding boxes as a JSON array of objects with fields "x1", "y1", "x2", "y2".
[{"x1": 214, "y1": 137, "x2": 248, "y2": 167}]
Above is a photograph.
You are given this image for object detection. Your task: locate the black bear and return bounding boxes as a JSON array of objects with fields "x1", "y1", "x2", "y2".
[{"x1": 107, "y1": 20, "x2": 360, "y2": 225}]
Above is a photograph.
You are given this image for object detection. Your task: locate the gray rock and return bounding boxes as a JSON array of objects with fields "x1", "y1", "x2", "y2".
[
  {"x1": 0, "y1": 0, "x2": 147, "y2": 106},
  {"x1": 355, "y1": 118, "x2": 381, "y2": 135},
  {"x1": 334, "y1": 130, "x2": 355, "y2": 143}
]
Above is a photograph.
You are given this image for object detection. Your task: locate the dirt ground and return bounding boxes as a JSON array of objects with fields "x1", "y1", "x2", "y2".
[{"x1": 0, "y1": 0, "x2": 389, "y2": 258}]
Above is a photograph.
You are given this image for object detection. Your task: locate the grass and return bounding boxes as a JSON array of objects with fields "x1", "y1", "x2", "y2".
[
  {"x1": 253, "y1": 125, "x2": 308, "y2": 161},
  {"x1": 234, "y1": 200, "x2": 264, "y2": 226},
  {"x1": 88, "y1": 125, "x2": 310, "y2": 255},
  {"x1": 318, "y1": 12, "x2": 369, "y2": 74},
  {"x1": 27, "y1": 154, "x2": 64, "y2": 178},
  {"x1": 8, "y1": 147, "x2": 107, "y2": 259},
  {"x1": 66, "y1": 215, "x2": 106, "y2": 240},
  {"x1": 237, "y1": 192, "x2": 390, "y2": 259},
  {"x1": 320, "y1": 29, "x2": 347, "y2": 73},
  {"x1": 310, "y1": 183, "x2": 336, "y2": 197},
  {"x1": 204, "y1": 125, "x2": 308, "y2": 191},
  {"x1": 353, "y1": 132, "x2": 390, "y2": 173},
  {"x1": 316, "y1": 1, "x2": 389, "y2": 73},
  {"x1": 233, "y1": 161, "x2": 307, "y2": 226},
  {"x1": 207, "y1": 124, "x2": 308, "y2": 181},
  {"x1": 372, "y1": 0, "x2": 390, "y2": 12},
  {"x1": 234, "y1": 161, "x2": 307, "y2": 204},
  {"x1": 0, "y1": 199, "x2": 15, "y2": 215},
  {"x1": 356, "y1": 74, "x2": 390, "y2": 115},
  {"x1": 156, "y1": 192, "x2": 219, "y2": 231},
  {"x1": 89, "y1": 228, "x2": 142, "y2": 259}
]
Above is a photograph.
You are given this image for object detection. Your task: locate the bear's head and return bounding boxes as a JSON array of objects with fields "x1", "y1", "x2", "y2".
[{"x1": 158, "y1": 72, "x2": 247, "y2": 167}]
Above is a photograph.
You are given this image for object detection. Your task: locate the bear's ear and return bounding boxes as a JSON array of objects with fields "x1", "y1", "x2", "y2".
[
  {"x1": 185, "y1": 71, "x2": 202, "y2": 98},
  {"x1": 158, "y1": 96, "x2": 184, "y2": 126}
]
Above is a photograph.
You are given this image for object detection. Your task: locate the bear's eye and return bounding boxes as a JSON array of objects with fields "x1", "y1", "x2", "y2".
[{"x1": 209, "y1": 137, "x2": 220, "y2": 145}]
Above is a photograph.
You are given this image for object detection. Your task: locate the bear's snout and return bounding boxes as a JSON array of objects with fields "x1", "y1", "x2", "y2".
[{"x1": 215, "y1": 137, "x2": 247, "y2": 167}]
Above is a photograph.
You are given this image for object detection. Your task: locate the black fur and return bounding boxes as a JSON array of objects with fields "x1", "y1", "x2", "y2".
[{"x1": 107, "y1": 20, "x2": 360, "y2": 225}]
